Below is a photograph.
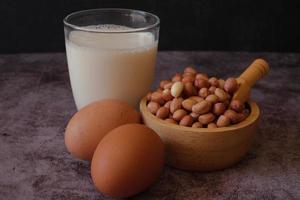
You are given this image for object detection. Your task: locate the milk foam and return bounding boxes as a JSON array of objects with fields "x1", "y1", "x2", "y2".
[
  {"x1": 67, "y1": 24, "x2": 156, "y2": 51},
  {"x1": 86, "y1": 24, "x2": 134, "y2": 32}
]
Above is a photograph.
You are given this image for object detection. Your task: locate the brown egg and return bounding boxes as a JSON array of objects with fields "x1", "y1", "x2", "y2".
[
  {"x1": 65, "y1": 99, "x2": 140, "y2": 161},
  {"x1": 91, "y1": 124, "x2": 165, "y2": 198}
]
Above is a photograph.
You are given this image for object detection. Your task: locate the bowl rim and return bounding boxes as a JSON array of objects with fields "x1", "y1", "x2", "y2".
[{"x1": 140, "y1": 97, "x2": 260, "y2": 133}]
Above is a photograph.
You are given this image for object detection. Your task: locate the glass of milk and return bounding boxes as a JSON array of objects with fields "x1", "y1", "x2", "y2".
[{"x1": 64, "y1": 9, "x2": 159, "y2": 109}]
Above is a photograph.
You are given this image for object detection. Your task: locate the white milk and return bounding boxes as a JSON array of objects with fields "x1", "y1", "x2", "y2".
[{"x1": 65, "y1": 25, "x2": 158, "y2": 109}]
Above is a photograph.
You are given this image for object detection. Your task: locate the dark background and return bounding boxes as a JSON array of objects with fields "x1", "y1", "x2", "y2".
[{"x1": 1, "y1": 0, "x2": 299, "y2": 53}]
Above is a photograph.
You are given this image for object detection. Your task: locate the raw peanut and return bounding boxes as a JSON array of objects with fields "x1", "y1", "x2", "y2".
[
  {"x1": 194, "y1": 79, "x2": 209, "y2": 89},
  {"x1": 205, "y1": 94, "x2": 219, "y2": 104},
  {"x1": 146, "y1": 92, "x2": 152, "y2": 101},
  {"x1": 216, "y1": 115, "x2": 231, "y2": 127},
  {"x1": 189, "y1": 96, "x2": 204, "y2": 102},
  {"x1": 183, "y1": 82, "x2": 197, "y2": 97},
  {"x1": 147, "y1": 101, "x2": 160, "y2": 114},
  {"x1": 198, "y1": 113, "x2": 215, "y2": 124},
  {"x1": 192, "y1": 122, "x2": 203, "y2": 128},
  {"x1": 184, "y1": 66, "x2": 197, "y2": 74},
  {"x1": 230, "y1": 100, "x2": 245, "y2": 112},
  {"x1": 224, "y1": 109, "x2": 240, "y2": 124},
  {"x1": 173, "y1": 109, "x2": 187, "y2": 121},
  {"x1": 164, "y1": 101, "x2": 172, "y2": 109},
  {"x1": 192, "y1": 100, "x2": 211, "y2": 114},
  {"x1": 213, "y1": 103, "x2": 226, "y2": 115},
  {"x1": 208, "y1": 86, "x2": 216, "y2": 94},
  {"x1": 171, "y1": 81, "x2": 184, "y2": 97},
  {"x1": 236, "y1": 113, "x2": 247, "y2": 122},
  {"x1": 207, "y1": 122, "x2": 217, "y2": 128},
  {"x1": 214, "y1": 88, "x2": 227, "y2": 102},
  {"x1": 170, "y1": 97, "x2": 183, "y2": 113},
  {"x1": 208, "y1": 77, "x2": 219, "y2": 87},
  {"x1": 190, "y1": 112, "x2": 200, "y2": 120},
  {"x1": 165, "y1": 118, "x2": 177, "y2": 124},
  {"x1": 160, "y1": 80, "x2": 171, "y2": 89},
  {"x1": 224, "y1": 99, "x2": 230, "y2": 107},
  {"x1": 163, "y1": 82, "x2": 173, "y2": 90},
  {"x1": 151, "y1": 91, "x2": 164, "y2": 105},
  {"x1": 195, "y1": 73, "x2": 209, "y2": 80},
  {"x1": 224, "y1": 77, "x2": 239, "y2": 94},
  {"x1": 218, "y1": 79, "x2": 225, "y2": 89},
  {"x1": 242, "y1": 108, "x2": 250, "y2": 116},
  {"x1": 182, "y1": 98, "x2": 197, "y2": 111},
  {"x1": 183, "y1": 72, "x2": 196, "y2": 78},
  {"x1": 156, "y1": 107, "x2": 170, "y2": 119},
  {"x1": 182, "y1": 76, "x2": 195, "y2": 83},
  {"x1": 172, "y1": 73, "x2": 182, "y2": 82},
  {"x1": 179, "y1": 115, "x2": 194, "y2": 127},
  {"x1": 199, "y1": 88, "x2": 209, "y2": 98},
  {"x1": 162, "y1": 89, "x2": 173, "y2": 101},
  {"x1": 226, "y1": 93, "x2": 231, "y2": 100}
]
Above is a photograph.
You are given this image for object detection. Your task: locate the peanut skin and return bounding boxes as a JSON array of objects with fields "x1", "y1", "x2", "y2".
[
  {"x1": 208, "y1": 86, "x2": 216, "y2": 94},
  {"x1": 162, "y1": 89, "x2": 173, "y2": 101},
  {"x1": 230, "y1": 99, "x2": 245, "y2": 112},
  {"x1": 224, "y1": 109, "x2": 240, "y2": 124},
  {"x1": 194, "y1": 79, "x2": 209, "y2": 89},
  {"x1": 224, "y1": 78, "x2": 239, "y2": 94},
  {"x1": 172, "y1": 73, "x2": 182, "y2": 82},
  {"x1": 214, "y1": 88, "x2": 227, "y2": 102},
  {"x1": 173, "y1": 109, "x2": 187, "y2": 122},
  {"x1": 205, "y1": 94, "x2": 219, "y2": 104},
  {"x1": 208, "y1": 77, "x2": 219, "y2": 87},
  {"x1": 182, "y1": 76, "x2": 195, "y2": 84},
  {"x1": 156, "y1": 107, "x2": 170, "y2": 119},
  {"x1": 147, "y1": 67, "x2": 250, "y2": 128},
  {"x1": 146, "y1": 92, "x2": 152, "y2": 101},
  {"x1": 160, "y1": 80, "x2": 171, "y2": 89},
  {"x1": 207, "y1": 122, "x2": 217, "y2": 128},
  {"x1": 179, "y1": 115, "x2": 194, "y2": 127},
  {"x1": 216, "y1": 115, "x2": 231, "y2": 127},
  {"x1": 170, "y1": 97, "x2": 183, "y2": 113},
  {"x1": 190, "y1": 112, "x2": 200, "y2": 120},
  {"x1": 195, "y1": 73, "x2": 209, "y2": 80},
  {"x1": 165, "y1": 118, "x2": 177, "y2": 124},
  {"x1": 147, "y1": 101, "x2": 160, "y2": 114},
  {"x1": 182, "y1": 98, "x2": 197, "y2": 111},
  {"x1": 198, "y1": 113, "x2": 215, "y2": 124},
  {"x1": 183, "y1": 82, "x2": 197, "y2": 97},
  {"x1": 192, "y1": 100, "x2": 211, "y2": 114},
  {"x1": 199, "y1": 88, "x2": 209, "y2": 98},
  {"x1": 218, "y1": 79, "x2": 225, "y2": 89},
  {"x1": 213, "y1": 102, "x2": 226, "y2": 115},
  {"x1": 163, "y1": 82, "x2": 173, "y2": 90},
  {"x1": 164, "y1": 101, "x2": 172, "y2": 109},
  {"x1": 192, "y1": 122, "x2": 203, "y2": 128},
  {"x1": 184, "y1": 66, "x2": 197, "y2": 74},
  {"x1": 151, "y1": 91, "x2": 165, "y2": 105},
  {"x1": 189, "y1": 96, "x2": 204, "y2": 102}
]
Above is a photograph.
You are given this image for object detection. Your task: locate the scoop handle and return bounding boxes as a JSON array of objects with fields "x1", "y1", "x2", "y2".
[{"x1": 238, "y1": 58, "x2": 269, "y2": 87}]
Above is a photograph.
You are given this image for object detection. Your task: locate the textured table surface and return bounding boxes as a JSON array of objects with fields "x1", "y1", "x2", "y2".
[{"x1": 0, "y1": 52, "x2": 300, "y2": 200}]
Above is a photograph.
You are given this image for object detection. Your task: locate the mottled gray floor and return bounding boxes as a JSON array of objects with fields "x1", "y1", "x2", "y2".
[{"x1": 0, "y1": 52, "x2": 299, "y2": 200}]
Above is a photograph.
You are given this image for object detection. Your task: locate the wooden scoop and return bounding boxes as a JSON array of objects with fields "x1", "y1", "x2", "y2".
[{"x1": 232, "y1": 58, "x2": 269, "y2": 103}]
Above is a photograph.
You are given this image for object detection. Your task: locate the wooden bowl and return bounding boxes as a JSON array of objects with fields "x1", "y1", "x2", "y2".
[{"x1": 140, "y1": 98, "x2": 260, "y2": 171}]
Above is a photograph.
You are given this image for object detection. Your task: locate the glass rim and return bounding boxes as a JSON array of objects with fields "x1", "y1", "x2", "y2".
[{"x1": 63, "y1": 8, "x2": 160, "y2": 33}]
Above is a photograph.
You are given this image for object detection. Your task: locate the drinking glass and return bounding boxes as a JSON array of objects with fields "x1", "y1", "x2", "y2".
[{"x1": 64, "y1": 9, "x2": 159, "y2": 109}]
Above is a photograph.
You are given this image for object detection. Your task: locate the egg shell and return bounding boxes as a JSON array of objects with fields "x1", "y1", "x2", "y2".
[
  {"x1": 65, "y1": 99, "x2": 140, "y2": 161},
  {"x1": 91, "y1": 123, "x2": 165, "y2": 198}
]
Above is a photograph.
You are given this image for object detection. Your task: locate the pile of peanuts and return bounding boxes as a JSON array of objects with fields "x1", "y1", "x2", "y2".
[{"x1": 146, "y1": 66, "x2": 250, "y2": 128}]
